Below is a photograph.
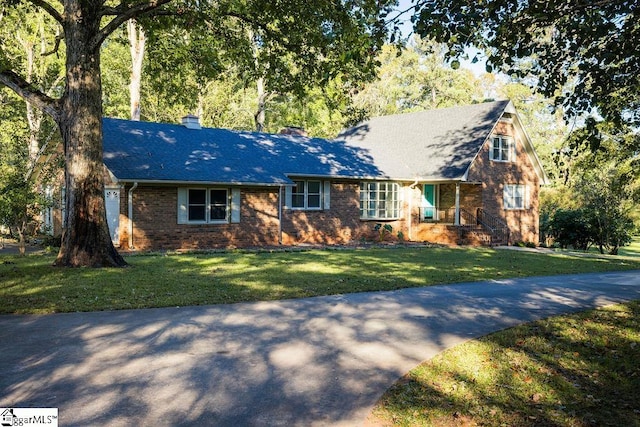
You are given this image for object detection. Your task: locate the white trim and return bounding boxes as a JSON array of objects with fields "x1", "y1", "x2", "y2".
[
  {"x1": 177, "y1": 187, "x2": 232, "y2": 224},
  {"x1": 323, "y1": 181, "x2": 331, "y2": 210},
  {"x1": 359, "y1": 181, "x2": 402, "y2": 220},
  {"x1": 503, "y1": 184, "x2": 528, "y2": 210},
  {"x1": 231, "y1": 188, "x2": 241, "y2": 223},
  {"x1": 489, "y1": 135, "x2": 516, "y2": 162}
]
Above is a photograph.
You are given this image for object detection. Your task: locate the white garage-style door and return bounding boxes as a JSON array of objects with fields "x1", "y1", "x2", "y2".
[{"x1": 105, "y1": 188, "x2": 120, "y2": 246}]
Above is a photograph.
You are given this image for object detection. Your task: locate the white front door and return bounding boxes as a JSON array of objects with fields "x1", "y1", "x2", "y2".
[{"x1": 105, "y1": 188, "x2": 120, "y2": 246}]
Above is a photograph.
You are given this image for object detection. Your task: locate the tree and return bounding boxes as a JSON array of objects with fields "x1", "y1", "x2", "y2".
[
  {"x1": 1, "y1": 0, "x2": 393, "y2": 267},
  {"x1": 351, "y1": 39, "x2": 485, "y2": 117},
  {"x1": 410, "y1": 0, "x2": 640, "y2": 146}
]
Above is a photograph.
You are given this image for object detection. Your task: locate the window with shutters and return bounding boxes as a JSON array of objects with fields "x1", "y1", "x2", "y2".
[
  {"x1": 185, "y1": 188, "x2": 229, "y2": 223},
  {"x1": 490, "y1": 136, "x2": 516, "y2": 162},
  {"x1": 291, "y1": 180, "x2": 322, "y2": 210},
  {"x1": 503, "y1": 184, "x2": 529, "y2": 210}
]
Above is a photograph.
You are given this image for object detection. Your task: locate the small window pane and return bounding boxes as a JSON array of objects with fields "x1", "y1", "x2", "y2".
[
  {"x1": 292, "y1": 195, "x2": 305, "y2": 208},
  {"x1": 189, "y1": 206, "x2": 206, "y2": 221},
  {"x1": 210, "y1": 189, "x2": 227, "y2": 205},
  {"x1": 308, "y1": 195, "x2": 321, "y2": 208},
  {"x1": 209, "y1": 189, "x2": 227, "y2": 221},
  {"x1": 188, "y1": 189, "x2": 206, "y2": 221},
  {"x1": 189, "y1": 189, "x2": 206, "y2": 205},
  {"x1": 307, "y1": 181, "x2": 321, "y2": 193},
  {"x1": 210, "y1": 206, "x2": 226, "y2": 220}
]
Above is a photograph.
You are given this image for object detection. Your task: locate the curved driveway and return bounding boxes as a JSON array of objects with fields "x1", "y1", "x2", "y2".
[{"x1": 2, "y1": 271, "x2": 640, "y2": 426}]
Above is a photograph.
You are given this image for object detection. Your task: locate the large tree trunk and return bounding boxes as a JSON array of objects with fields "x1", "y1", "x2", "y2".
[
  {"x1": 128, "y1": 19, "x2": 145, "y2": 121},
  {"x1": 53, "y1": 0, "x2": 126, "y2": 267},
  {"x1": 254, "y1": 76, "x2": 266, "y2": 132}
]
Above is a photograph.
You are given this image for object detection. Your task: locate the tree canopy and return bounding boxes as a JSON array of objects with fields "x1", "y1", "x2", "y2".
[
  {"x1": 0, "y1": 0, "x2": 396, "y2": 266},
  {"x1": 411, "y1": 0, "x2": 639, "y2": 137}
]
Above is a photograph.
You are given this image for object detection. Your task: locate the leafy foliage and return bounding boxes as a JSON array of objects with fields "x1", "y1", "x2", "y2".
[
  {"x1": 411, "y1": 0, "x2": 640, "y2": 130},
  {"x1": 351, "y1": 38, "x2": 486, "y2": 117},
  {"x1": 1, "y1": 0, "x2": 397, "y2": 266},
  {"x1": 546, "y1": 208, "x2": 592, "y2": 250}
]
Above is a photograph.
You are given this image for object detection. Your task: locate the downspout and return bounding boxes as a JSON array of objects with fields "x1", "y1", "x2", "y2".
[
  {"x1": 128, "y1": 182, "x2": 138, "y2": 249},
  {"x1": 278, "y1": 185, "x2": 283, "y2": 245},
  {"x1": 408, "y1": 179, "x2": 420, "y2": 241},
  {"x1": 454, "y1": 182, "x2": 461, "y2": 226}
]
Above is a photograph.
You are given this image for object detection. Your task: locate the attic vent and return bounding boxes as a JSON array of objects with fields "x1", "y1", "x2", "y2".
[
  {"x1": 279, "y1": 126, "x2": 307, "y2": 137},
  {"x1": 182, "y1": 114, "x2": 201, "y2": 130}
]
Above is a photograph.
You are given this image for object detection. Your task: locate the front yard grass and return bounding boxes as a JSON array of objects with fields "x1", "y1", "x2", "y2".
[
  {"x1": 369, "y1": 300, "x2": 640, "y2": 426},
  {"x1": 1, "y1": 246, "x2": 639, "y2": 314}
]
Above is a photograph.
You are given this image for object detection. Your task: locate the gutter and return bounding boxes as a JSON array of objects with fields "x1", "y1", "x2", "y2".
[
  {"x1": 128, "y1": 182, "x2": 138, "y2": 249},
  {"x1": 278, "y1": 185, "x2": 284, "y2": 245}
]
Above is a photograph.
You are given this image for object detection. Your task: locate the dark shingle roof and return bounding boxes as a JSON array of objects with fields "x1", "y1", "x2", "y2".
[
  {"x1": 336, "y1": 100, "x2": 511, "y2": 180},
  {"x1": 102, "y1": 118, "x2": 385, "y2": 185},
  {"x1": 103, "y1": 101, "x2": 521, "y2": 186}
]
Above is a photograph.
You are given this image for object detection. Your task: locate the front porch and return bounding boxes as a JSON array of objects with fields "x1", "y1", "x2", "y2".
[
  {"x1": 411, "y1": 180, "x2": 510, "y2": 246},
  {"x1": 414, "y1": 207, "x2": 509, "y2": 246}
]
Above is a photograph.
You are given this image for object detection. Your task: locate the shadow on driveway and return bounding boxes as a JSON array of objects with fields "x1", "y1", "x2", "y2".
[{"x1": 1, "y1": 271, "x2": 639, "y2": 426}]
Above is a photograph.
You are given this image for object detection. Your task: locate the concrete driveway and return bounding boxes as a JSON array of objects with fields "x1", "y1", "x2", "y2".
[{"x1": 1, "y1": 271, "x2": 640, "y2": 426}]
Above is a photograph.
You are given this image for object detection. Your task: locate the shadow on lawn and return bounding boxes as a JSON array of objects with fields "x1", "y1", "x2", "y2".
[{"x1": 373, "y1": 301, "x2": 640, "y2": 426}]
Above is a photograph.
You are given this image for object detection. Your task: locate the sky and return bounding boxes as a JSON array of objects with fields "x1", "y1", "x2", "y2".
[{"x1": 392, "y1": 0, "x2": 488, "y2": 76}]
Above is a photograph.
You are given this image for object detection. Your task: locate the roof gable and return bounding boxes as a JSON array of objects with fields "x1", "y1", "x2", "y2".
[{"x1": 336, "y1": 100, "x2": 511, "y2": 180}]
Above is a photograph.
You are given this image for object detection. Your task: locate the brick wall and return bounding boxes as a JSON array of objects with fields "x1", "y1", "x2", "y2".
[
  {"x1": 466, "y1": 119, "x2": 541, "y2": 243},
  {"x1": 281, "y1": 180, "x2": 408, "y2": 244},
  {"x1": 119, "y1": 185, "x2": 281, "y2": 251},
  {"x1": 115, "y1": 118, "x2": 542, "y2": 250}
]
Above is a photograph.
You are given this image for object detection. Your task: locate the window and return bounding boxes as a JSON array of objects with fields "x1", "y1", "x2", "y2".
[
  {"x1": 178, "y1": 188, "x2": 240, "y2": 224},
  {"x1": 187, "y1": 188, "x2": 229, "y2": 223},
  {"x1": 292, "y1": 180, "x2": 322, "y2": 209},
  {"x1": 360, "y1": 182, "x2": 400, "y2": 219},
  {"x1": 504, "y1": 184, "x2": 529, "y2": 210},
  {"x1": 490, "y1": 136, "x2": 515, "y2": 162}
]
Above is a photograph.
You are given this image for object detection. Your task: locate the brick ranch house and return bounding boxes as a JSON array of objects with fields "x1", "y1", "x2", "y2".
[{"x1": 47, "y1": 100, "x2": 548, "y2": 250}]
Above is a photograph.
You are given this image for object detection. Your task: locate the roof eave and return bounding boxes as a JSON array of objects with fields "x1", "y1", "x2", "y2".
[{"x1": 110, "y1": 178, "x2": 293, "y2": 187}]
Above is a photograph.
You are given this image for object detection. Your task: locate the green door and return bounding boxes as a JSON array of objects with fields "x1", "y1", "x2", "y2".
[{"x1": 423, "y1": 184, "x2": 435, "y2": 220}]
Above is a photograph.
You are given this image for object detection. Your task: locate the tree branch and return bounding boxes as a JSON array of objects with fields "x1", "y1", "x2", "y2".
[
  {"x1": 0, "y1": 70, "x2": 60, "y2": 121},
  {"x1": 27, "y1": 0, "x2": 63, "y2": 24},
  {"x1": 42, "y1": 32, "x2": 64, "y2": 57},
  {"x1": 91, "y1": 0, "x2": 174, "y2": 50}
]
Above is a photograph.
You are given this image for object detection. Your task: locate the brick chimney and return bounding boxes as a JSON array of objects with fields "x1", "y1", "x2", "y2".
[
  {"x1": 181, "y1": 114, "x2": 201, "y2": 130},
  {"x1": 279, "y1": 126, "x2": 307, "y2": 137}
]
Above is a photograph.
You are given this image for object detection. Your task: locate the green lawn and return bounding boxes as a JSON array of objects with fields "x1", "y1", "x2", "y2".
[
  {"x1": 369, "y1": 300, "x2": 640, "y2": 426},
  {"x1": 620, "y1": 236, "x2": 640, "y2": 257},
  {"x1": 1, "y1": 245, "x2": 639, "y2": 314}
]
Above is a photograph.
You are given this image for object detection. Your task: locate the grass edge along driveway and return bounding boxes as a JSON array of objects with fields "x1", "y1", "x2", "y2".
[
  {"x1": 2, "y1": 246, "x2": 639, "y2": 315},
  {"x1": 368, "y1": 299, "x2": 640, "y2": 427}
]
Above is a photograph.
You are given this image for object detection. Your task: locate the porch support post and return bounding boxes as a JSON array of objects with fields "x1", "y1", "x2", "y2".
[{"x1": 454, "y1": 182, "x2": 460, "y2": 226}]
